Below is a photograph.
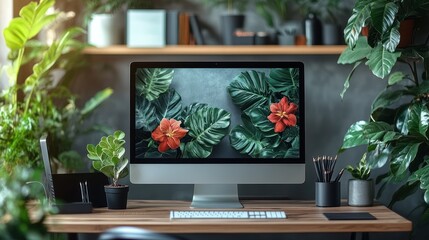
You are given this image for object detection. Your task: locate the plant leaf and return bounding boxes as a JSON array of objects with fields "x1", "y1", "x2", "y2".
[
  {"x1": 390, "y1": 139, "x2": 421, "y2": 177},
  {"x1": 388, "y1": 182, "x2": 419, "y2": 208},
  {"x1": 228, "y1": 70, "x2": 271, "y2": 115},
  {"x1": 344, "y1": 1, "x2": 371, "y2": 48},
  {"x1": 338, "y1": 37, "x2": 371, "y2": 64},
  {"x1": 382, "y1": 22, "x2": 400, "y2": 52},
  {"x1": 230, "y1": 114, "x2": 271, "y2": 157},
  {"x1": 135, "y1": 95, "x2": 157, "y2": 131},
  {"x1": 370, "y1": 1, "x2": 399, "y2": 34},
  {"x1": 81, "y1": 88, "x2": 113, "y2": 116},
  {"x1": 268, "y1": 68, "x2": 299, "y2": 102},
  {"x1": 371, "y1": 88, "x2": 405, "y2": 114},
  {"x1": 407, "y1": 103, "x2": 429, "y2": 138},
  {"x1": 365, "y1": 44, "x2": 401, "y2": 78},
  {"x1": 388, "y1": 72, "x2": 406, "y2": 85},
  {"x1": 248, "y1": 107, "x2": 276, "y2": 135},
  {"x1": 183, "y1": 107, "x2": 231, "y2": 158},
  {"x1": 3, "y1": 0, "x2": 57, "y2": 50},
  {"x1": 340, "y1": 61, "x2": 362, "y2": 99},
  {"x1": 340, "y1": 121, "x2": 369, "y2": 151},
  {"x1": 153, "y1": 88, "x2": 183, "y2": 123},
  {"x1": 136, "y1": 68, "x2": 174, "y2": 101},
  {"x1": 181, "y1": 103, "x2": 208, "y2": 122}
]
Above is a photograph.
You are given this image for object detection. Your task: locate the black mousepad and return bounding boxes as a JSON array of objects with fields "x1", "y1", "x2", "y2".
[{"x1": 323, "y1": 212, "x2": 376, "y2": 220}]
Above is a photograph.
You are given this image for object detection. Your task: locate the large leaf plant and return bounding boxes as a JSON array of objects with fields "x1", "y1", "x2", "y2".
[
  {"x1": 135, "y1": 68, "x2": 231, "y2": 159},
  {"x1": 228, "y1": 68, "x2": 300, "y2": 158},
  {"x1": 338, "y1": 0, "x2": 429, "y2": 224},
  {"x1": 0, "y1": 0, "x2": 112, "y2": 173}
]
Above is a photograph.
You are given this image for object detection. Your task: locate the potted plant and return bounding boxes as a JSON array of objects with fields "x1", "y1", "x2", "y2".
[
  {"x1": 0, "y1": 0, "x2": 112, "y2": 174},
  {"x1": 87, "y1": 130, "x2": 129, "y2": 209},
  {"x1": 338, "y1": 0, "x2": 429, "y2": 226},
  {"x1": 255, "y1": 0, "x2": 293, "y2": 45},
  {"x1": 346, "y1": 153, "x2": 374, "y2": 206},
  {"x1": 82, "y1": 0, "x2": 152, "y2": 47},
  {"x1": 203, "y1": 0, "x2": 249, "y2": 45}
]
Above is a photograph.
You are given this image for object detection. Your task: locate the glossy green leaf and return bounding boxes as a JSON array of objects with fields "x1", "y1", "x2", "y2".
[
  {"x1": 228, "y1": 70, "x2": 271, "y2": 114},
  {"x1": 340, "y1": 61, "x2": 362, "y2": 99},
  {"x1": 144, "y1": 147, "x2": 177, "y2": 158},
  {"x1": 367, "y1": 143, "x2": 390, "y2": 169},
  {"x1": 371, "y1": 88, "x2": 405, "y2": 114},
  {"x1": 268, "y1": 68, "x2": 299, "y2": 101},
  {"x1": 24, "y1": 27, "x2": 83, "y2": 90},
  {"x1": 230, "y1": 115, "x2": 271, "y2": 157},
  {"x1": 183, "y1": 107, "x2": 231, "y2": 158},
  {"x1": 153, "y1": 88, "x2": 183, "y2": 123},
  {"x1": 344, "y1": 1, "x2": 371, "y2": 48},
  {"x1": 135, "y1": 95, "x2": 157, "y2": 131},
  {"x1": 338, "y1": 37, "x2": 371, "y2": 64},
  {"x1": 340, "y1": 121, "x2": 368, "y2": 151},
  {"x1": 396, "y1": 107, "x2": 410, "y2": 135},
  {"x1": 365, "y1": 44, "x2": 401, "y2": 79},
  {"x1": 81, "y1": 88, "x2": 113, "y2": 116},
  {"x1": 407, "y1": 103, "x2": 429, "y2": 138},
  {"x1": 388, "y1": 72, "x2": 406, "y2": 86},
  {"x1": 388, "y1": 182, "x2": 419, "y2": 208},
  {"x1": 181, "y1": 103, "x2": 208, "y2": 122},
  {"x1": 390, "y1": 140, "x2": 421, "y2": 176},
  {"x1": 370, "y1": 1, "x2": 399, "y2": 34},
  {"x1": 136, "y1": 68, "x2": 174, "y2": 101},
  {"x1": 3, "y1": 0, "x2": 57, "y2": 50},
  {"x1": 248, "y1": 107, "x2": 276, "y2": 135},
  {"x1": 381, "y1": 22, "x2": 400, "y2": 52}
]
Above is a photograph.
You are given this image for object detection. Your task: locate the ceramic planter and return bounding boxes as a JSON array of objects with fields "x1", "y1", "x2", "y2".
[
  {"x1": 105, "y1": 185, "x2": 129, "y2": 209},
  {"x1": 221, "y1": 14, "x2": 245, "y2": 45},
  {"x1": 348, "y1": 179, "x2": 374, "y2": 207},
  {"x1": 88, "y1": 13, "x2": 122, "y2": 47}
]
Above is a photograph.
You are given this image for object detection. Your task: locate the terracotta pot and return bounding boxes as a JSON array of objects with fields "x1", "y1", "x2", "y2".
[{"x1": 398, "y1": 18, "x2": 415, "y2": 48}]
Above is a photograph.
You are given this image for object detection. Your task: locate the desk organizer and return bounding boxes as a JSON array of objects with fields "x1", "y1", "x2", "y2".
[{"x1": 315, "y1": 181, "x2": 341, "y2": 207}]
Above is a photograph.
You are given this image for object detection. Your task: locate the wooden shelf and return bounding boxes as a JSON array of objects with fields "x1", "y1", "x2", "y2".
[{"x1": 83, "y1": 45, "x2": 346, "y2": 55}]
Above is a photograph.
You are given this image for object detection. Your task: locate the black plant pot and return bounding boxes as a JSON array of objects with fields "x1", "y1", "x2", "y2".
[
  {"x1": 105, "y1": 185, "x2": 129, "y2": 209},
  {"x1": 221, "y1": 14, "x2": 245, "y2": 45}
]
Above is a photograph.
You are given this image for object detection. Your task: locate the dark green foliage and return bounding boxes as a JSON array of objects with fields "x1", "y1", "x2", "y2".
[{"x1": 346, "y1": 153, "x2": 371, "y2": 180}]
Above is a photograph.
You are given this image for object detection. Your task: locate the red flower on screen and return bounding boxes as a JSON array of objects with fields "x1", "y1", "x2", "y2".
[
  {"x1": 267, "y1": 97, "x2": 298, "y2": 133},
  {"x1": 151, "y1": 118, "x2": 188, "y2": 152}
]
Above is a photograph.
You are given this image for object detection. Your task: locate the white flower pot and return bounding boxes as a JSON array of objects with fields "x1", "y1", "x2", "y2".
[{"x1": 88, "y1": 13, "x2": 122, "y2": 47}]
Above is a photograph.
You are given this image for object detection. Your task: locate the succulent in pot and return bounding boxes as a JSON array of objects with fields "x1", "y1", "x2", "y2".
[
  {"x1": 87, "y1": 130, "x2": 129, "y2": 209},
  {"x1": 346, "y1": 153, "x2": 374, "y2": 207}
]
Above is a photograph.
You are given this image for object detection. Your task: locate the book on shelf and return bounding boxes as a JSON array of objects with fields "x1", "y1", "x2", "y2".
[
  {"x1": 166, "y1": 10, "x2": 204, "y2": 46},
  {"x1": 127, "y1": 9, "x2": 166, "y2": 48}
]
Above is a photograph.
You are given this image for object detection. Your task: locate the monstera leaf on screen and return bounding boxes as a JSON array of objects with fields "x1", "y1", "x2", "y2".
[
  {"x1": 260, "y1": 137, "x2": 300, "y2": 158},
  {"x1": 228, "y1": 70, "x2": 271, "y2": 115},
  {"x1": 136, "y1": 68, "x2": 174, "y2": 101},
  {"x1": 268, "y1": 68, "x2": 299, "y2": 102},
  {"x1": 135, "y1": 95, "x2": 157, "y2": 131},
  {"x1": 182, "y1": 107, "x2": 231, "y2": 158},
  {"x1": 180, "y1": 103, "x2": 209, "y2": 122},
  {"x1": 230, "y1": 114, "x2": 275, "y2": 158},
  {"x1": 136, "y1": 88, "x2": 182, "y2": 132},
  {"x1": 144, "y1": 147, "x2": 177, "y2": 158},
  {"x1": 248, "y1": 107, "x2": 277, "y2": 136}
]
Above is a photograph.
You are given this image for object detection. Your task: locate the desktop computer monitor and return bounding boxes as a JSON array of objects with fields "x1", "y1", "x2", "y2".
[{"x1": 130, "y1": 61, "x2": 305, "y2": 208}]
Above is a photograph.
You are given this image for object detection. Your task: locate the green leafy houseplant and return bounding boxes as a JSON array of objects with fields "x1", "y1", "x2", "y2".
[
  {"x1": 0, "y1": 0, "x2": 112, "y2": 173},
  {"x1": 87, "y1": 130, "x2": 129, "y2": 187},
  {"x1": 255, "y1": 0, "x2": 290, "y2": 29},
  {"x1": 346, "y1": 153, "x2": 371, "y2": 180},
  {"x1": 0, "y1": 167, "x2": 51, "y2": 240},
  {"x1": 338, "y1": 0, "x2": 429, "y2": 221},
  {"x1": 87, "y1": 130, "x2": 129, "y2": 209}
]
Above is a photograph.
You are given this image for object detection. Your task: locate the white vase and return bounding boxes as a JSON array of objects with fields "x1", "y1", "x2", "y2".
[{"x1": 88, "y1": 13, "x2": 122, "y2": 47}]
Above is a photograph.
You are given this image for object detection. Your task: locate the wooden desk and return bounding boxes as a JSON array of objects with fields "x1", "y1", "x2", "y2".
[{"x1": 45, "y1": 200, "x2": 411, "y2": 235}]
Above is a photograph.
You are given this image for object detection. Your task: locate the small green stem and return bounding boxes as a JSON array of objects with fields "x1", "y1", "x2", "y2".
[{"x1": 11, "y1": 49, "x2": 25, "y2": 113}]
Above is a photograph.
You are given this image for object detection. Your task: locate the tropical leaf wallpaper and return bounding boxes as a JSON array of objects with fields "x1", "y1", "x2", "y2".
[{"x1": 134, "y1": 67, "x2": 300, "y2": 159}]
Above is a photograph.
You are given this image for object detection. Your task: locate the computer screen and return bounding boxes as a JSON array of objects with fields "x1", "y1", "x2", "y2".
[{"x1": 130, "y1": 62, "x2": 305, "y2": 208}]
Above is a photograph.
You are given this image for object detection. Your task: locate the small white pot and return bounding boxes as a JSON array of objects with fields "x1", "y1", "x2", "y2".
[{"x1": 88, "y1": 13, "x2": 122, "y2": 47}]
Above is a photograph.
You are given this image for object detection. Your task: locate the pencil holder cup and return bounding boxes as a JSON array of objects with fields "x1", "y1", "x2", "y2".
[{"x1": 315, "y1": 182, "x2": 341, "y2": 207}]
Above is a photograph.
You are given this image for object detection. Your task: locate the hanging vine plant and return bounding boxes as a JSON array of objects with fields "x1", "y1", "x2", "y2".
[{"x1": 228, "y1": 69, "x2": 300, "y2": 158}]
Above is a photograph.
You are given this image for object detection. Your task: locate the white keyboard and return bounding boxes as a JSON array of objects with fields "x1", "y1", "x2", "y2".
[{"x1": 170, "y1": 210, "x2": 287, "y2": 219}]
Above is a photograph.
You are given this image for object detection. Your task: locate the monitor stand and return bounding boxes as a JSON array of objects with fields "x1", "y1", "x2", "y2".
[{"x1": 191, "y1": 184, "x2": 243, "y2": 208}]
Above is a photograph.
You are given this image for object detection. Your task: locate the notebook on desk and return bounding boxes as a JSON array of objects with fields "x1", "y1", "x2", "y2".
[{"x1": 40, "y1": 134, "x2": 109, "y2": 213}]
